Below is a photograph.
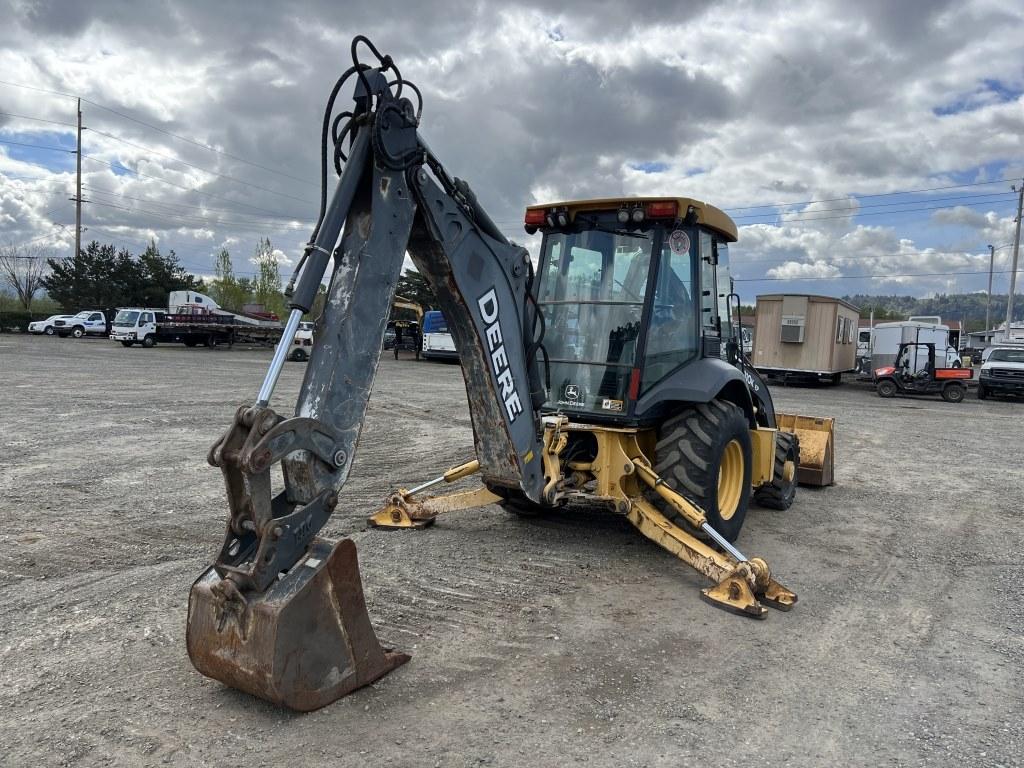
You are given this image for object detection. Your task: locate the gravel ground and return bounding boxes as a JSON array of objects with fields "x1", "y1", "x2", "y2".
[{"x1": 1, "y1": 333, "x2": 1022, "y2": 768}]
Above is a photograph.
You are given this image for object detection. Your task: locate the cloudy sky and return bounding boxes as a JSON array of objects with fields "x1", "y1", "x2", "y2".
[{"x1": 1, "y1": 0, "x2": 1022, "y2": 302}]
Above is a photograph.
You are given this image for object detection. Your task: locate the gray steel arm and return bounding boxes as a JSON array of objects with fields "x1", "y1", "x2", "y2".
[{"x1": 206, "y1": 59, "x2": 545, "y2": 592}]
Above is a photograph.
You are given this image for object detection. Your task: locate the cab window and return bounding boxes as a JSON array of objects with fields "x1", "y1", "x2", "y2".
[
  {"x1": 699, "y1": 231, "x2": 717, "y2": 334},
  {"x1": 642, "y1": 228, "x2": 698, "y2": 389}
]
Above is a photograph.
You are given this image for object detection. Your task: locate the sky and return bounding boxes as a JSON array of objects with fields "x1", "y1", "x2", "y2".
[{"x1": 1, "y1": 0, "x2": 1023, "y2": 304}]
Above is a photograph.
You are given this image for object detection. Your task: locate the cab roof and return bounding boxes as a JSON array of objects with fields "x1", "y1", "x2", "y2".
[{"x1": 525, "y1": 197, "x2": 738, "y2": 242}]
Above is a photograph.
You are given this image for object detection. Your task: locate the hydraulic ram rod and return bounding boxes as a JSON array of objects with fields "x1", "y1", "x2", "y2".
[{"x1": 254, "y1": 126, "x2": 371, "y2": 406}]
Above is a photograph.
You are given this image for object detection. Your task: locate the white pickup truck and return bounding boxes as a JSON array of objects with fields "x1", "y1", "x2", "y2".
[
  {"x1": 978, "y1": 347, "x2": 1024, "y2": 400},
  {"x1": 27, "y1": 314, "x2": 75, "y2": 335},
  {"x1": 54, "y1": 310, "x2": 109, "y2": 338}
]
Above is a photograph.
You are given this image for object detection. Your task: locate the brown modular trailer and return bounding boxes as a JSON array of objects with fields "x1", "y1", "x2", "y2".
[{"x1": 752, "y1": 294, "x2": 860, "y2": 380}]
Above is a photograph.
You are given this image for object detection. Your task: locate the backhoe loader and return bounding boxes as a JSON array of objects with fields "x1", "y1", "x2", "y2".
[{"x1": 186, "y1": 36, "x2": 836, "y2": 712}]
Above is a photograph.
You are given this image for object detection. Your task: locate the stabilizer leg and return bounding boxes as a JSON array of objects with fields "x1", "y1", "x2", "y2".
[{"x1": 369, "y1": 460, "x2": 499, "y2": 529}]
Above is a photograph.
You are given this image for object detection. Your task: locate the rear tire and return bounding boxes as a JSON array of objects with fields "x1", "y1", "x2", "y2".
[
  {"x1": 183, "y1": 339, "x2": 198, "y2": 348},
  {"x1": 206, "y1": 335, "x2": 218, "y2": 349},
  {"x1": 754, "y1": 431, "x2": 800, "y2": 510},
  {"x1": 495, "y1": 488, "x2": 547, "y2": 517},
  {"x1": 877, "y1": 379, "x2": 898, "y2": 398},
  {"x1": 941, "y1": 382, "x2": 965, "y2": 403},
  {"x1": 650, "y1": 399, "x2": 752, "y2": 542}
]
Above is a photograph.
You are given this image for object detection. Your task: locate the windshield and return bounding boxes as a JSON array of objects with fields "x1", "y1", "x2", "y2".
[
  {"x1": 114, "y1": 310, "x2": 140, "y2": 326},
  {"x1": 74, "y1": 311, "x2": 92, "y2": 319},
  {"x1": 989, "y1": 348, "x2": 1024, "y2": 363},
  {"x1": 537, "y1": 225, "x2": 655, "y2": 410}
]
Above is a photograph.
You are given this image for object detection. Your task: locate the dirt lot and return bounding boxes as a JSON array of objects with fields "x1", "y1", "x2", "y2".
[{"x1": 1, "y1": 333, "x2": 1022, "y2": 768}]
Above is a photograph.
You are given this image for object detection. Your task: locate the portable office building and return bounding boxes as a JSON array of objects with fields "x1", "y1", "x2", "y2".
[{"x1": 752, "y1": 294, "x2": 860, "y2": 382}]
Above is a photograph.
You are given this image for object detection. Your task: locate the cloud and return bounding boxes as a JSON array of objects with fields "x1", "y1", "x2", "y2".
[
  {"x1": 0, "y1": 0, "x2": 1021, "y2": 296},
  {"x1": 766, "y1": 261, "x2": 842, "y2": 280}
]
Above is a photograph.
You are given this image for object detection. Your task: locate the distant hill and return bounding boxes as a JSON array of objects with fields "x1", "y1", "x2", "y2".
[{"x1": 842, "y1": 293, "x2": 1021, "y2": 331}]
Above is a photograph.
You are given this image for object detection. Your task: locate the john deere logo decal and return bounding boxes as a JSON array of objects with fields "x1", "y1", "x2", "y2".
[{"x1": 558, "y1": 383, "x2": 585, "y2": 408}]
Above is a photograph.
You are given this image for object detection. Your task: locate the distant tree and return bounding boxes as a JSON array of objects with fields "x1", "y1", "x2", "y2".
[
  {"x1": 0, "y1": 243, "x2": 49, "y2": 310},
  {"x1": 137, "y1": 240, "x2": 204, "y2": 307},
  {"x1": 210, "y1": 248, "x2": 250, "y2": 310},
  {"x1": 308, "y1": 284, "x2": 328, "y2": 322},
  {"x1": 393, "y1": 268, "x2": 437, "y2": 314},
  {"x1": 252, "y1": 237, "x2": 285, "y2": 317},
  {"x1": 42, "y1": 240, "x2": 203, "y2": 310},
  {"x1": 43, "y1": 241, "x2": 141, "y2": 309}
]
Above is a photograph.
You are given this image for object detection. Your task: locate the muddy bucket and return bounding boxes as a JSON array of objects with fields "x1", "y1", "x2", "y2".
[
  {"x1": 186, "y1": 537, "x2": 409, "y2": 712},
  {"x1": 775, "y1": 412, "x2": 835, "y2": 487}
]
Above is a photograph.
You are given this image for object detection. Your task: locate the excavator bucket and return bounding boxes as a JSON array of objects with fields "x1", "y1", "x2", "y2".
[
  {"x1": 775, "y1": 412, "x2": 835, "y2": 486},
  {"x1": 186, "y1": 537, "x2": 409, "y2": 712}
]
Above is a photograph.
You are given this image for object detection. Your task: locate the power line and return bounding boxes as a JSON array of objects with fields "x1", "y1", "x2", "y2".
[
  {"x1": 0, "y1": 111, "x2": 77, "y2": 128},
  {"x1": 729, "y1": 191, "x2": 1015, "y2": 220},
  {"x1": 86, "y1": 198, "x2": 307, "y2": 235},
  {"x1": 735, "y1": 269, "x2": 1015, "y2": 282},
  {"x1": 83, "y1": 185, "x2": 314, "y2": 226},
  {"x1": 722, "y1": 177, "x2": 1017, "y2": 212},
  {"x1": 86, "y1": 126, "x2": 318, "y2": 206},
  {"x1": 81, "y1": 154, "x2": 307, "y2": 219},
  {"x1": 0, "y1": 78, "x2": 317, "y2": 187},
  {"x1": 731, "y1": 247, "x2": 1010, "y2": 267},
  {"x1": 0, "y1": 137, "x2": 73, "y2": 153},
  {"x1": 733, "y1": 197, "x2": 1016, "y2": 225}
]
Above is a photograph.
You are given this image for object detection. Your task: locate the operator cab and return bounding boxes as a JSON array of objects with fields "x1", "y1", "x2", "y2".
[{"x1": 526, "y1": 198, "x2": 738, "y2": 423}]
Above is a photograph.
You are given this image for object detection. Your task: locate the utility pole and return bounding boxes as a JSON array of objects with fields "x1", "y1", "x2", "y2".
[
  {"x1": 71, "y1": 98, "x2": 84, "y2": 259},
  {"x1": 986, "y1": 243, "x2": 995, "y2": 338},
  {"x1": 1006, "y1": 180, "x2": 1024, "y2": 339}
]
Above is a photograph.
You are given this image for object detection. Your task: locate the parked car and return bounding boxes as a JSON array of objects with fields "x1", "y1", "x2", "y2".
[
  {"x1": 55, "y1": 310, "x2": 109, "y2": 338},
  {"x1": 978, "y1": 347, "x2": 1024, "y2": 400},
  {"x1": 27, "y1": 314, "x2": 75, "y2": 335},
  {"x1": 289, "y1": 322, "x2": 314, "y2": 362}
]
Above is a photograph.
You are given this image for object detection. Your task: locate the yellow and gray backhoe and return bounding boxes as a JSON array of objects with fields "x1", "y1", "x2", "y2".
[{"x1": 186, "y1": 37, "x2": 835, "y2": 712}]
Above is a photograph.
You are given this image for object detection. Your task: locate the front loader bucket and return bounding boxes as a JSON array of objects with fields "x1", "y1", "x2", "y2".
[
  {"x1": 776, "y1": 412, "x2": 835, "y2": 486},
  {"x1": 186, "y1": 537, "x2": 409, "y2": 712}
]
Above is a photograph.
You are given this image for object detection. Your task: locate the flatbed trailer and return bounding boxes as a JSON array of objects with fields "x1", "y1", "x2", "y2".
[{"x1": 110, "y1": 308, "x2": 283, "y2": 348}]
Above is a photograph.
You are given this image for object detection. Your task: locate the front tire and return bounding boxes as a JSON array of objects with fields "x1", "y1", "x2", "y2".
[
  {"x1": 754, "y1": 431, "x2": 800, "y2": 510},
  {"x1": 877, "y1": 379, "x2": 898, "y2": 398},
  {"x1": 977, "y1": 383, "x2": 987, "y2": 400},
  {"x1": 941, "y1": 382, "x2": 965, "y2": 403},
  {"x1": 650, "y1": 399, "x2": 753, "y2": 542},
  {"x1": 44, "y1": 327, "x2": 55, "y2": 336},
  {"x1": 71, "y1": 326, "x2": 85, "y2": 339},
  {"x1": 120, "y1": 340, "x2": 134, "y2": 347},
  {"x1": 141, "y1": 335, "x2": 156, "y2": 348}
]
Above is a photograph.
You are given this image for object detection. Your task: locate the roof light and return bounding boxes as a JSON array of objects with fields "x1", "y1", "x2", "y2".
[
  {"x1": 617, "y1": 208, "x2": 630, "y2": 224},
  {"x1": 545, "y1": 214, "x2": 557, "y2": 228},
  {"x1": 631, "y1": 207, "x2": 644, "y2": 223},
  {"x1": 557, "y1": 212, "x2": 569, "y2": 227},
  {"x1": 646, "y1": 201, "x2": 677, "y2": 218},
  {"x1": 524, "y1": 209, "x2": 546, "y2": 226}
]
